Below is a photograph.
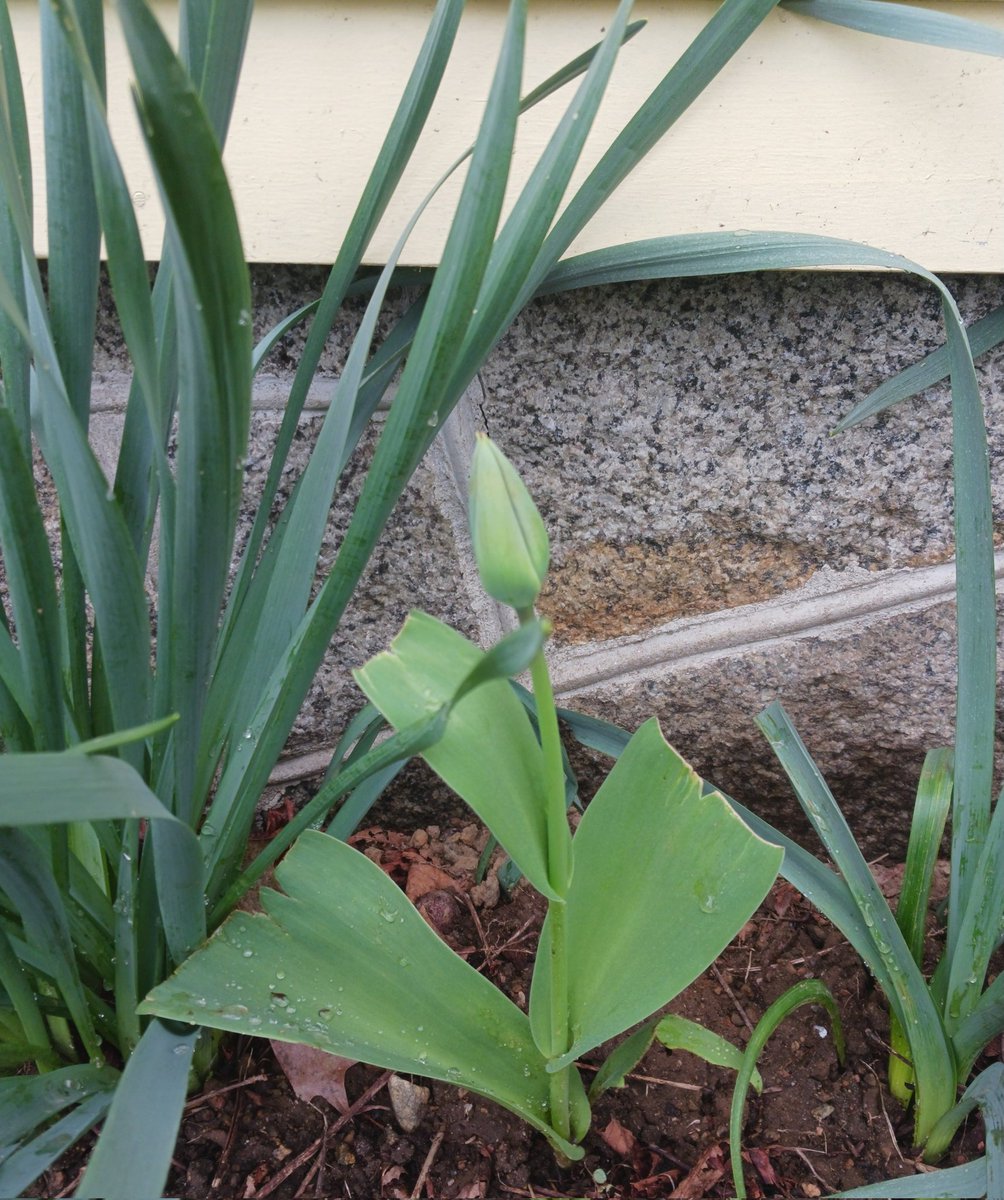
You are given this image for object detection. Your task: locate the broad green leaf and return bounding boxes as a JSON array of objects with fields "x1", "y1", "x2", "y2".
[
  {"x1": 141, "y1": 831, "x2": 584, "y2": 1161},
  {"x1": 76, "y1": 1018, "x2": 197, "y2": 1200},
  {"x1": 730, "y1": 979, "x2": 844, "y2": 1199},
  {"x1": 783, "y1": 0, "x2": 1004, "y2": 56},
  {"x1": 354, "y1": 612, "x2": 555, "y2": 898},
  {"x1": 655, "y1": 1014, "x2": 763, "y2": 1092},
  {"x1": 208, "y1": 619, "x2": 546, "y2": 922},
  {"x1": 530, "y1": 720, "x2": 782, "y2": 1068}
]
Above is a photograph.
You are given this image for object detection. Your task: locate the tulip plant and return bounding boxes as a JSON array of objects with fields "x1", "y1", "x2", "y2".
[{"x1": 142, "y1": 438, "x2": 783, "y2": 1158}]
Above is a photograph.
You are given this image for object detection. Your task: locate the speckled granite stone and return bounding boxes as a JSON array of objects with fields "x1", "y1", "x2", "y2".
[
  {"x1": 476, "y1": 272, "x2": 1004, "y2": 644},
  {"x1": 555, "y1": 598, "x2": 1004, "y2": 858},
  {"x1": 60, "y1": 265, "x2": 1004, "y2": 843}
]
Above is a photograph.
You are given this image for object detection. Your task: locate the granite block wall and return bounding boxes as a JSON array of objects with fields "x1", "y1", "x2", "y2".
[{"x1": 88, "y1": 268, "x2": 1004, "y2": 855}]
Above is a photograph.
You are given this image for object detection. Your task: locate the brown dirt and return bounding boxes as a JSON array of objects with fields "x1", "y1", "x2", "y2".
[{"x1": 30, "y1": 826, "x2": 993, "y2": 1200}]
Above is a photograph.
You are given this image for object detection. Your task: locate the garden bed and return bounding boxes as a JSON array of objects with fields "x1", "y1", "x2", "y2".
[{"x1": 29, "y1": 820, "x2": 991, "y2": 1200}]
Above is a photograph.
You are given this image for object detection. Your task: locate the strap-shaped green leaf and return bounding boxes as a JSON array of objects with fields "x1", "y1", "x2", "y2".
[
  {"x1": 141, "y1": 831, "x2": 584, "y2": 1162},
  {"x1": 355, "y1": 612, "x2": 555, "y2": 899},
  {"x1": 757, "y1": 701, "x2": 957, "y2": 1146},
  {"x1": 530, "y1": 720, "x2": 782, "y2": 1069},
  {"x1": 0, "y1": 1065, "x2": 118, "y2": 1193},
  {"x1": 783, "y1": 0, "x2": 1004, "y2": 55},
  {"x1": 833, "y1": 1157, "x2": 987, "y2": 1198},
  {"x1": 925, "y1": 1062, "x2": 1004, "y2": 1177},
  {"x1": 0, "y1": 407, "x2": 63, "y2": 749},
  {"x1": 76, "y1": 1018, "x2": 197, "y2": 1200},
  {"x1": 730, "y1": 979, "x2": 844, "y2": 1199}
]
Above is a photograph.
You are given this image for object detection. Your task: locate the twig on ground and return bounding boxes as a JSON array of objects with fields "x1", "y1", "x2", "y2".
[
  {"x1": 253, "y1": 1071, "x2": 392, "y2": 1198},
  {"x1": 292, "y1": 1113, "x2": 328, "y2": 1198},
  {"x1": 782, "y1": 1145, "x2": 834, "y2": 1189},
  {"x1": 409, "y1": 1127, "x2": 445, "y2": 1199},
  {"x1": 711, "y1": 964, "x2": 755, "y2": 1035},
  {"x1": 861, "y1": 1059, "x2": 906, "y2": 1163},
  {"x1": 184, "y1": 1073, "x2": 268, "y2": 1111},
  {"x1": 578, "y1": 1060, "x2": 704, "y2": 1093}
]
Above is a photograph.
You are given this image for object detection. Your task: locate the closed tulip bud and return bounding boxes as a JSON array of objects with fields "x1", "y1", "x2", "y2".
[{"x1": 468, "y1": 434, "x2": 549, "y2": 612}]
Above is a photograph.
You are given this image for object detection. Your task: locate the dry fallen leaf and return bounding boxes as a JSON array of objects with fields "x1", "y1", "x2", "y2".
[
  {"x1": 270, "y1": 1040, "x2": 357, "y2": 1113},
  {"x1": 668, "y1": 1142, "x2": 727, "y2": 1199},
  {"x1": 749, "y1": 1146, "x2": 778, "y2": 1187},
  {"x1": 406, "y1": 860, "x2": 460, "y2": 902},
  {"x1": 600, "y1": 1116, "x2": 637, "y2": 1157}
]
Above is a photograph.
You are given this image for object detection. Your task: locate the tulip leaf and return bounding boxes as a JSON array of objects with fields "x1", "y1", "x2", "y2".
[
  {"x1": 141, "y1": 830, "x2": 583, "y2": 1161},
  {"x1": 354, "y1": 612, "x2": 555, "y2": 898},
  {"x1": 530, "y1": 720, "x2": 782, "y2": 1069}
]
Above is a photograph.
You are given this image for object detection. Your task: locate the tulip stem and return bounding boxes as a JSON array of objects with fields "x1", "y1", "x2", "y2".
[{"x1": 519, "y1": 605, "x2": 572, "y2": 1143}]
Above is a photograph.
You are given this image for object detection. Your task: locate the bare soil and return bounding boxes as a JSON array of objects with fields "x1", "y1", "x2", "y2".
[{"x1": 32, "y1": 823, "x2": 992, "y2": 1200}]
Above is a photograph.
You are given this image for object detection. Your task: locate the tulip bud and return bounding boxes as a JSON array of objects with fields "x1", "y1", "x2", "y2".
[{"x1": 468, "y1": 434, "x2": 549, "y2": 612}]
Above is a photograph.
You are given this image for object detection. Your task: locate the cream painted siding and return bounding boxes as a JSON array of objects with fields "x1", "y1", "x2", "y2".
[{"x1": 10, "y1": 1, "x2": 1004, "y2": 269}]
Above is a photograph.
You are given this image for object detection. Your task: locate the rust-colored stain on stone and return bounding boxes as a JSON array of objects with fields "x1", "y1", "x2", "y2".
[{"x1": 538, "y1": 537, "x2": 817, "y2": 643}]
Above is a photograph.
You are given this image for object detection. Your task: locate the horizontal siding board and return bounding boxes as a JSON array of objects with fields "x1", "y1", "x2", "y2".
[{"x1": 10, "y1": 0, "x2": 1004, "y2": 269}]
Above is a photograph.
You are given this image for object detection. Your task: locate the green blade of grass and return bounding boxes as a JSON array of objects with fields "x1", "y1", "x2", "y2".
[
  {"x1": 447, "y1": 0, "x2": 636, "y2": 393},
  {"x1": 219, "y1": 0, "x2": 464, "y2": 649},
  {"x1": 757, "y1": 701, "x2": 956, "y2": 1146},
  {"x1": 730, "y1": 980, "x2": 844, "y2": 1199},
  {"x1": 782, "y1": 0, "x2": 1004, "y2": 55},
  {"x1": 0, "y1": 1088, "x2": 112, "y2": 1196}
]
